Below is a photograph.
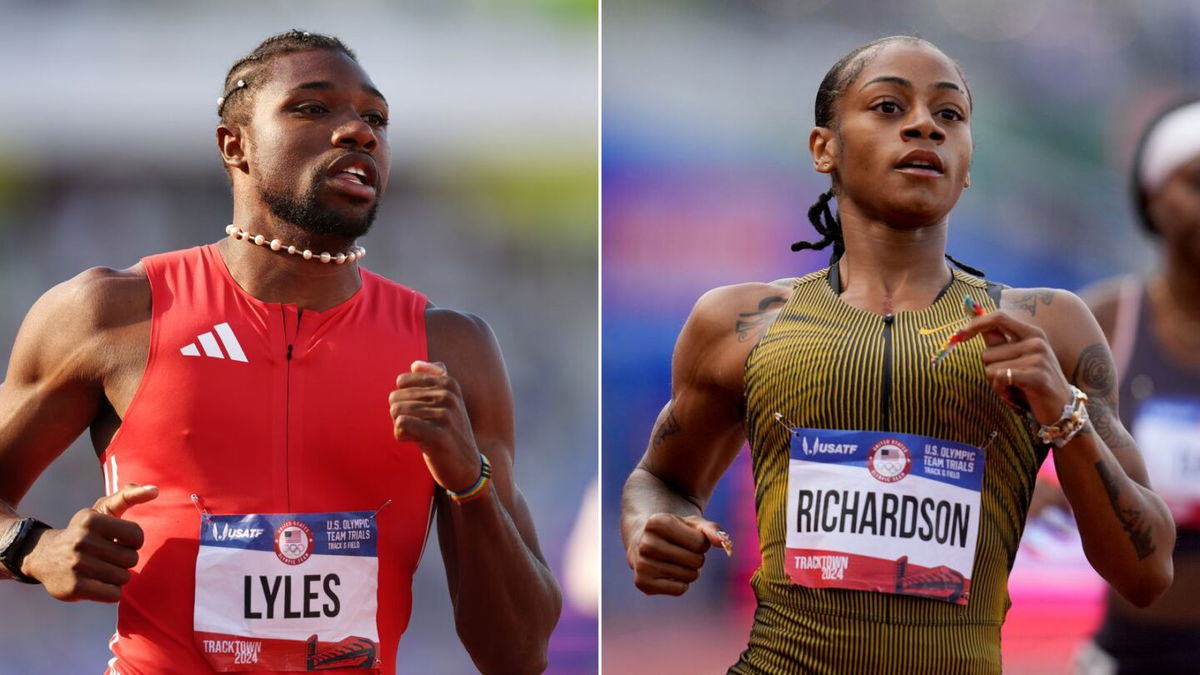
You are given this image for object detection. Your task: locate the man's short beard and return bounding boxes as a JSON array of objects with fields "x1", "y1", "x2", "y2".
[{"x1": 261, "y1": 180, "x2": 378, "y2": 240}]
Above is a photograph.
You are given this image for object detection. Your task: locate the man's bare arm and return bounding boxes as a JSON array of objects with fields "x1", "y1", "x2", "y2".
[
  {"x1": 396, "y1": 309, "x2": 559, "y2": 674},
  {"x1": 0, "y1": 266, "x2": 156, "y2": 599},
  {"x1": 0, "y1": 270, "x2": 112, "y2": 505}
]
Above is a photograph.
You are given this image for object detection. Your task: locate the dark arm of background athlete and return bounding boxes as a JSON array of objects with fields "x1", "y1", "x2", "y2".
[
  {"x1": 0, "y1": 267, "x2": 156, "y2": 601},
  {"x1": 621, "y1": 284, "x2": 784, "y2": 595},
  {"x1": 401, "y1": 308, "x2": 560, "y2": 674}
]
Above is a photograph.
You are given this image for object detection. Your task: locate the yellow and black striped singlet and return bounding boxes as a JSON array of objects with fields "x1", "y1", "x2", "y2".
[{"x1": 731, "y1": 267, "x2": 1045, "y2": 675}]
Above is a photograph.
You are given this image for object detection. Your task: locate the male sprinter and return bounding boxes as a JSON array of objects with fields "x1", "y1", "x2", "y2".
[{"x1": 0, "y1": 31, "x2": 560, "y2": 674}]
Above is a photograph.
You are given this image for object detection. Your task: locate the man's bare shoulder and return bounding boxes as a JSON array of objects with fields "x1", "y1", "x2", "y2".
[
  {"x1": 424, "y1": 305, "x2": 496, "y2": 357},
  {"x1": 7, "y1": 264, "x2": 149, "y2": 388},
  {"x1": 24, "y1": 264, "x2": 150, "y2": 335},
  {"x1": 423, "y1": 305, "x2": 508, "y2": 392}
]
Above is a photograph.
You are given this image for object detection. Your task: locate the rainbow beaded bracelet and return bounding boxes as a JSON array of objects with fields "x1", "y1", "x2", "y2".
[{"x1": 446, "y1": 454, "x2": 493, "y2": 504}]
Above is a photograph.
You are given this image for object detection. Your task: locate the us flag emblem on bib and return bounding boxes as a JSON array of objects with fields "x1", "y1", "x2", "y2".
[{"x1": 275, "y1": 521, "x2": 315, "y2": 565}]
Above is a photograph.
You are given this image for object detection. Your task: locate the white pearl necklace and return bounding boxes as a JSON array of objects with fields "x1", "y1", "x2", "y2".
[{"x1": 225, "y1": 225, "x2": 365, "y2": 264}]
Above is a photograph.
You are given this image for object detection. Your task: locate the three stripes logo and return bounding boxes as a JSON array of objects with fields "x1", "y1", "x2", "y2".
[{"x1": 180, "y1": 322, "x2": 248, "y2": 363}]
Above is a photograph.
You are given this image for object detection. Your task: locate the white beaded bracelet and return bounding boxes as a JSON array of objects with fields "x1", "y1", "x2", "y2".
[{"x1": 1036, "y1": 385, "x2": 1089, "y2": 448}]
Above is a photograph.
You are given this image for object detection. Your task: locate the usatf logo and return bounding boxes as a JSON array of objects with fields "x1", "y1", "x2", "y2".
[
  {"x1": 800, "y1": 436, "x2": 859, "y2": 456},
  {"x1": 209, "y1": 522, "x2": 265, "y2": 542},
  {"x1": 274, "y1": 520, "x2": 314, "y2": 565},
  {"x1": 867, "y1": 439, "x2": 912, "y2": 483}
]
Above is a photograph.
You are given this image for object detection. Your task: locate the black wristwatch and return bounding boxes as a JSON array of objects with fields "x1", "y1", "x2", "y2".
[{"x1": 0, "y1": 517, "x2": 50, "y2": 584}]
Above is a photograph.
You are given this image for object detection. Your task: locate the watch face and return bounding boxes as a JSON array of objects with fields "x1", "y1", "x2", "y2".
[
  {"x1": 0, "y1": 518, "x2": 31, "y2": 575},
  {"x1": 0, "y1": 520, "x2": 21, "y2": 553}
]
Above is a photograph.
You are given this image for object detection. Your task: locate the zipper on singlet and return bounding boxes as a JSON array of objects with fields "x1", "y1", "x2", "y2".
[
  {"x1": 281, "y1": 307, "x2": 303, "y2": 511},
  {"x1": 881, "y1": 313, "x2": 894, "y2": 431},
  {"x1": 284, "y1": 350, "x2": 292, "y2": 509}
]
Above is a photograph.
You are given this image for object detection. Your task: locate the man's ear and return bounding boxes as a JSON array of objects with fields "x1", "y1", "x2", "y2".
[
  {"x1": 216, "y1": 125, "x2": 248, "y2": 173},
  {"x1": 964, "y1": 169, "x2": 971, "y2": 189},
  {"x1": 809, "y1": 126, "x2": 837, "y2": 175}
]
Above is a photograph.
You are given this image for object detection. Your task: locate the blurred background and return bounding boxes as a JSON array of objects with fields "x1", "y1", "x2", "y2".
[
  {"x1": 0, "y1": 1, "x2": 596, "y2": 673},
  {"x1": 602, "y1": 0, "x2": 1198, "y2": 673}
]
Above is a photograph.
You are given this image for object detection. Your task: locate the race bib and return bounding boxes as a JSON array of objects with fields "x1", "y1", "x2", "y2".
[
  {"x1": 1133, "y1": 397, "x2": 1200, "y2": 529},
  {"x1": 194, "y1": 511, "x2": 381, "y2": 671},
  {"x1": 785, "y1": 429, "x2": 985, "y2": 605}
]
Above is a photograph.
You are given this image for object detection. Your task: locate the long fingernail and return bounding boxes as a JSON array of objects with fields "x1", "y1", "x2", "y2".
[{"x1": 717, "y1": 530, "x2": 733, "y2": 557}]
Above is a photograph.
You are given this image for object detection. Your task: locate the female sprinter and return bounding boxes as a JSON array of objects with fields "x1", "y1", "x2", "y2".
[{"x1": 620, "y1": 36, "x2": 1175, "y2": 674}]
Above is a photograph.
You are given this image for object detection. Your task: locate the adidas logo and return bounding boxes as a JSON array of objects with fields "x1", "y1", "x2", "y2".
[{"x1": 180, "y1": 322, "x2": 248, "y2": 362}]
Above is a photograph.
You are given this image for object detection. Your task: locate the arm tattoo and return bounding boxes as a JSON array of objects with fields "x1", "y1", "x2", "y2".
[
  {"x1": 1071, "y1": 343, "x2": 1113, "y2": 397},
  {"x1": 735, "y1": 295, "x2": 787, "y2": 342},
  {"x1": 1081, "y1": 397, "x2": 1136, "y2": 454},
  {"x1": 1001, "y1": 290, "x2": 1055, "y2": 317},
  {"x1": 1071, "y1": 343, "x2": 1134, "y2": 453},
  {"x1": 651, "y1": 403, "x2": 682, "y2": 450},
  {"x1": 1095, "y1": 460, "x2": 1156, "y2": 560}
]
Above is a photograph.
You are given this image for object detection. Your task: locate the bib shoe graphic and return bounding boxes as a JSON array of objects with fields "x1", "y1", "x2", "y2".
[{"x1": 306, "y1": 634, "x2": 377, "y2": 670}]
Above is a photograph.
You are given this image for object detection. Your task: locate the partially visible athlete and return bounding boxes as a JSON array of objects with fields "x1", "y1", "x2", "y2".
[
  {"x1": 1067, "y1": 97, "x2": 1200, "y2": 674},
  {"x1": 0, "y1": 31, "x2": 559, "y2": 674},
  {"x1": 621, "y1": 36, "x2": 1175, "y2": 674}
]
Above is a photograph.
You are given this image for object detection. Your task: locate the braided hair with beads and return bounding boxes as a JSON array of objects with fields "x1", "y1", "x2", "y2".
[{"x1": 217, "y1": 30, "x2": 358, "y2": 126}]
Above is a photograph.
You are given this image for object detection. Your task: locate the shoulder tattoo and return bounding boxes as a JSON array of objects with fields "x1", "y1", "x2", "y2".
[
  {"x1": 735, "y1": 295, "x2": 787, "y2": 342},
  {"x1": 1001, "y1": 290, "x2": 1055, "y2": 317}
]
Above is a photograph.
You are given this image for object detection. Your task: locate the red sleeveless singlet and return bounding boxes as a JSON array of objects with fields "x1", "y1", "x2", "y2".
[{"x1": 99, "y1": 244, "x2": 435, "y2": 674}]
